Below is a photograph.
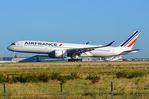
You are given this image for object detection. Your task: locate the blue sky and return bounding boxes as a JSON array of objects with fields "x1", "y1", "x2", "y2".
[{"x1": 0, "y1": 0, "x2": 148, "y2": 58}]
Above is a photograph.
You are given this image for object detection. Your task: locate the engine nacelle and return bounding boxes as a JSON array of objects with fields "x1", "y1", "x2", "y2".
[{"x1": 48, "y1": 50, "x2": 67, "y2": 58}]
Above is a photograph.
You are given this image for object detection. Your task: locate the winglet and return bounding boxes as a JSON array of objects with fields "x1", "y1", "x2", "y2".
[{"x1": 106, "y1": 41, "x2": 115, "y2": 46}]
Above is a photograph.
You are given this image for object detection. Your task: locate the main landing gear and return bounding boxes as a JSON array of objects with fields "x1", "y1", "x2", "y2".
[{"x1": 68, "y1": 55, "x2": 82, "y2": 62}]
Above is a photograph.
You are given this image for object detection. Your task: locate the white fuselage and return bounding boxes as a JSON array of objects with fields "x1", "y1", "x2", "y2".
[{"x1": 8, "y1": 40, "x2": 132, "y2": 57}]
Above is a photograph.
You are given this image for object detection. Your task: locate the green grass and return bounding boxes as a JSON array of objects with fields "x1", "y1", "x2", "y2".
[{"x1": 0, "y1": 61, "x2": 148, "y2": 98}]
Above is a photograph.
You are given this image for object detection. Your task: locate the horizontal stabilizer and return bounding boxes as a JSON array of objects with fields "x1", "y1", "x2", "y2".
[{"x1": 119, "y1": 49, "x2": 140, "y2": 55}]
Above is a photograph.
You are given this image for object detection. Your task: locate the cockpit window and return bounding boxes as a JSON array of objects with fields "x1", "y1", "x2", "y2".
[{"x1": 11, "y1": 43, "x2": 16, "y2": 45}]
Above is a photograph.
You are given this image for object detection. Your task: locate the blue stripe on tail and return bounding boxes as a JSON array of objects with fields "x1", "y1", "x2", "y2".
[{"x1": 120, "y1": 31, "x2": 138, "y2": 47}]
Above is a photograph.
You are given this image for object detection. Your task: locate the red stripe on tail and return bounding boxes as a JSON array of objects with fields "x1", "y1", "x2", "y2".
[{"x1": 127, "y1": 38, "x2": 138, "y2": 47}]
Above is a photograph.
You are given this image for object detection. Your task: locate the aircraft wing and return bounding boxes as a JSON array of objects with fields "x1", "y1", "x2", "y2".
[
  {"x1": 119, "y1": 49, "x2": 140, "y2": 55},
  {"x1": 67, "y1": 41, "x2": 114, "y2": 55}
]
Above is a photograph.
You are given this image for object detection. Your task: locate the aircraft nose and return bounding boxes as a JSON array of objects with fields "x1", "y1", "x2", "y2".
[
  {"x1": 7, "y1": 42, "x2": 16, "y2": 51},
  {"x1": 7, "y1": 45, "x2": 11, "y2": 51},
  {"x1": 7, "y1": 45, "x2": 13, "y2": 51}
]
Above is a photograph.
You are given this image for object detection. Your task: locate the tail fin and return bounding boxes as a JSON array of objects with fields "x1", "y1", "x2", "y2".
[{"x1": 120, "y1": 31, "x2": 140, "y2": 48}]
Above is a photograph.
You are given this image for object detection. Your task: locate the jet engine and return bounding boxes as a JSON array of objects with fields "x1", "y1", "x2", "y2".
[{"x1": 48, "y1": 50, "x2": 67, "y2": 58}]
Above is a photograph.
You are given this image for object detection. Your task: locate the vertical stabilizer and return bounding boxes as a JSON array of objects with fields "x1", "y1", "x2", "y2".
[{"x1": 120, "y1": 31, "x2": 140, "y2": 48}]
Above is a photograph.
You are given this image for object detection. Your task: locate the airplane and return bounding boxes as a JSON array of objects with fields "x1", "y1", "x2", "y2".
[{"x1": 7, "y1": 31, "x2": 140, "y2": 61}]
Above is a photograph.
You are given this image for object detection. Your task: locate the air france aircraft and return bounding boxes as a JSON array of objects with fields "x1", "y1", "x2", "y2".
[{"x1": 8, "y1": 31, "x2": 140, "y2": 61}]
